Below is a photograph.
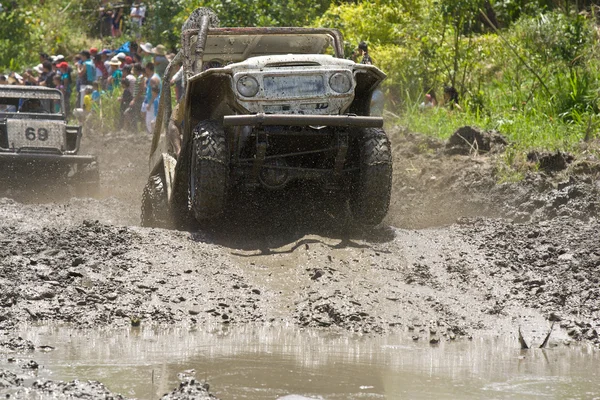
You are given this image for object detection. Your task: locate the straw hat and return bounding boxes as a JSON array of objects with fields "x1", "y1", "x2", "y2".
[
  {"x1": 152, "y1": 44, "x2": 166, "y2": 56},
  {"x1": 109, "y1": 56, "x2": 121, "y2": 67},
  {"x1": 140, "y1": 42, "x2": 153, "y2": 53}
]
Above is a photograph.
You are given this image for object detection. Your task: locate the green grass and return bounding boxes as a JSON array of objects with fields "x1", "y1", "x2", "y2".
[{"x1": 393, "y1": 99, "x2": 589, "y2": 152}]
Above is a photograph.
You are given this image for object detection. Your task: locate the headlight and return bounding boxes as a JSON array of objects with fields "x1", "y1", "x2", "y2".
[
  {"x1": 237, "y1": 75, "x2": 259, "y2": 97},
  {"x1": 329, "y1": 72, "x2": 352, "y2": 93}
]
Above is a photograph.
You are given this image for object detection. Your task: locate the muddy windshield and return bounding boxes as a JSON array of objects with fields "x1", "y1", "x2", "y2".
[
  {"x1": 0, "y1": 90, "x2": 63, "y2": 116},
  {"x1": 193, "y1": 31, "x2": 340, "y2": 63}
]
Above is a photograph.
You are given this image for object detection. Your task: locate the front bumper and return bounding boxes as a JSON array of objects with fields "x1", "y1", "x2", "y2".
[
  {"x1": 0, "y1": 152, "x2": 96, "y2": 164},
  {"x1": 223, "y1": 113, "x2": 383, "y2": 128}
]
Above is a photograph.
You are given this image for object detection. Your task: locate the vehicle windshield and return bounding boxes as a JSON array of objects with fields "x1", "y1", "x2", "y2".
[
  {"x1": 192, "y1": 30, "x2": 340, "y2": 63},
  {"x1": 0, "y1": 91, "x2": 63, "y2": 115}
]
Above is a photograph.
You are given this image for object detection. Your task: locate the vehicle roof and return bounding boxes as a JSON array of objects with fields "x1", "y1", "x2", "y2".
[
  {"x1": 0, "y1": 85, "x2": 63, "y2": 100},
  {"x1": 189, "y1": 27, "x2": 344, "y2": 61}
]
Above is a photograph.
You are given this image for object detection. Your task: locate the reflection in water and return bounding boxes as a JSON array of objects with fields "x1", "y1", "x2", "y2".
[{"x1": 3, "y1": 324, "x2": 599, "y2": 399}]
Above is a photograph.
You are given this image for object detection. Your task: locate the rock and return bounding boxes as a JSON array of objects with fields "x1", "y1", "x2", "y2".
[
  {"x1": 445, "y1": 126, "x2": 507, "y2": 155},
  {"x1": 310, "y1": 269, "x2": 324, "y2": 280},
  {"x1": 22, "y1": 360, "x2": 39, "y2": 370},
  {"x1": 188, "y1": 309, "x2": 200, "y2": 316},
  {"x1": 72, "y1": 257, "x2": 85, "y2": 267},
  {"x1": 527, "y1": 151, "x2": 574, "y2": 173},
  {"x1": 104, "y1": 292, "x2": 118, "y2": 301}
]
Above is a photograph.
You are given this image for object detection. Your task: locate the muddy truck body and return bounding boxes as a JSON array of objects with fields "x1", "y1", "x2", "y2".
[
  {"x1": 143, "y1": 13, "x2": 392, "y2": 228},
  {"x1": 0, "y1": 85, "x2": 99, "y2": 190}
]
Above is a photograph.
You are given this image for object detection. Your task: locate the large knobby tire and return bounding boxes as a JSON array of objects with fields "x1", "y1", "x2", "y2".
[
  {"x1": 190, "y1": 120, "x2": 229, "y2": 221},
  {"x1": 141, "y1": 173, "x2": 171, "y2": 228},
  {"x1": 350, "y1": 128, "x2": 392, "y2": 226}
]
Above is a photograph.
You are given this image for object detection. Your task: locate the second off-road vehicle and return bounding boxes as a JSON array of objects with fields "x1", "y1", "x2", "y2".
[
  {"x1": 0, "y1": 85, "x2": 99, "y2": 194},
  {"x1": 142, "y1": 9, "x2": 392, "y2": 228}
]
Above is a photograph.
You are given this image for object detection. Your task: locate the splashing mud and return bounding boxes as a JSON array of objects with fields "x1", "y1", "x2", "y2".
[{"x1": 1, "y1": 127, "x2": 599, "y2": 398}]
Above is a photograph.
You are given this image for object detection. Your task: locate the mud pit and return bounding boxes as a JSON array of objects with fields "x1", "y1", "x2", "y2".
[{"x1": 1, "y1": 128, "x2": 600, "y2": 398}]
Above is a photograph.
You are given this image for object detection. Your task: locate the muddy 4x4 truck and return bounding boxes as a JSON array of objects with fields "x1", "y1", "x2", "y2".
[
  {"x1": 143, "y1": 10, "x2": 392, "y2": 228},
  {"x1": 0, "y1": 85, "x2": 99, "y2": 194}
]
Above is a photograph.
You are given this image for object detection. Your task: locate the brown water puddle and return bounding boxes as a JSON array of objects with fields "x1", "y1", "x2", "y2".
[{"x1": 2, "y1": 325, "x2": 599, "y2": 399}]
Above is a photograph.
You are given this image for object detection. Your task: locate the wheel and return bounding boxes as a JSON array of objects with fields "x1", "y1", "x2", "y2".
[
  {"x1": 190, "y1": 120, "x2": 229, "y2": 221},
  {"x1": 349, "y1": 128, "x2": 392, "y2": 226},
  {"x1": 141, "y1": 173, "x2": 171, "y2": 228}
]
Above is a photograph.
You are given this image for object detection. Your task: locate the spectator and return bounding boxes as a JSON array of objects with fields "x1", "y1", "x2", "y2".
[
  {"x1": 140, "y1": 42, "x2": 154, "y2": 67},
  {"x1": 94, "y1": 54, "x2": 109, "y2": 84},
  {"x1": 126, "y1": 63, "x2": 145, "y2": 131},
  {"x1": 53, "y1": 74, "x2": 63, "y2": 91},
  {"x1": 39, "y1": 52, "x2": 49, "y2": 62},
  {"x1": 0, "y1": 75, "x2": 7, "y2": 85},
  {"x1": 443, "y1": 86, "x2": 462, "y2": 110},
  {"x1": 107, "y1": 56, "x2": 122, "y2": 91},
  {"x1": 40, "y1": 61, "x2": 56, "y2": 88},
  {"x1": 129, "y1": 2, "x2": 146, "y2": 37},
  {"x1": 132, "y1": 53, "x2": 143, "y2": 65},
  {"x1": 91, "y1": 81, "x2": 102, "y2": 102},
  {"x1": 35, "y1": 63, "x2": 46, "y2": 85},
  {"x1": 122, "y1": 64, "x2": 136, "y2": 89},
  {"x1": 73, "y1": 85, "x2": 93, "y2": 124},
  {"x1": 152, "y1": 45, "x2": 168, "y2": 78},
  {"x1": 76, "y1": 53, "x2": 90, "y2": 107},
  {"x1": 57, "y1": 61, "x2": 73, "y2": 118},
  {"x1": 420, "y1": 91, "x2": 437, "y2": 109},
  {"x1": 83, "y1": 86, "x2": 93, "y2": 113},
  {"x1": 351, "y1": 41, "x2": 372, "y2": 65},
  {"x1": 53, "y1": 75, "x2": 64, "y2": 112},
  {"x1": 112, "y1": 6, "x2": 124, "y2": 37},
  {"x1": 101, "y1": 49, "x2": 112, "y2": 73},
  {"x1": 146, "y1": 84, "x2": 160, "y2": 134},
  {"x1": 22, "y1": 69, "x2": 38, "y2": 86},
  {"x1": 8, "y1": 72, "x2": 23, "y2": 85},
  {"x1": 129, "y1": 41, "x2": 139, "y2": 58},
  {"x1": 79, "y1": 50, "x2": 95, "y2": 87},
  {"x1": 142, "y1": 62, "x2": 161, "y2": 116},
  {"x1": 119, "y1": 77, "x2": 133, "y2": 130}
]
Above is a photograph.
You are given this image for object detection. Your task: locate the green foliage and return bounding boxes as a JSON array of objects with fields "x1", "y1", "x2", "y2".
[
  {"x1": 0, "y1": 0, "x2": 99, "y2": 71},
  {"x1": 514, "y1": 11, "x2": 591, "y2": 65},
  {"x1": 0, "y1": 9, "x2": 31, "y2": 70},
  {"x1": 141, "y1": 0, "x2": 182, "y2": 50},
  {"x1": 172, "y1": 0, "x2": 331, "y2": 39}
]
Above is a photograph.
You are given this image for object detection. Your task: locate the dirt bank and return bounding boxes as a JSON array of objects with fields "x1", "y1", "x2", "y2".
[{"x1": 1, "y1": 125, "x2": 599, "y2": 397}]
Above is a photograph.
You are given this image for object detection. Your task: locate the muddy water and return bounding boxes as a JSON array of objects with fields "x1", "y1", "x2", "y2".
[{"x1": 3, "y1": 325, "x2": 599, "y2": 399}]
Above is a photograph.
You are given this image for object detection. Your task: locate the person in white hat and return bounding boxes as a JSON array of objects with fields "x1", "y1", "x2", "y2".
[
  {"x1": 116, "y1": 52, "x2": 127, "y2": 61},
  {"x1": 107, "y1": 56, "x2": 123, "y2": 91},
  {"x1": 152, "y1": 44, "x2": 168, "y2": 78},
  {"x1": 140, "y1": 42, "x2": 153, "y2": 66}
]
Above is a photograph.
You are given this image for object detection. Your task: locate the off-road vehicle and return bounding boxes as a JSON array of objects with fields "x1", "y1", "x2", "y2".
[
  {"x1": 143, "y1": 9, "x2": 391, "y2": 228},
  {"x1": 0, "y1": 85, "x2": 99, "y2": 193}
]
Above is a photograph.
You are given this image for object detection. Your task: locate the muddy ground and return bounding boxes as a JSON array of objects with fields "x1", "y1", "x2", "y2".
[{"x1": 1, "y1": 125, "x2": 600, "y2": 398}]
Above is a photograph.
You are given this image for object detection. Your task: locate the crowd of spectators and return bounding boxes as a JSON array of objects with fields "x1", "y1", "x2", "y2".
[{"x1": 0, "y1": 40, "x2": 175, "y2": 134}]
